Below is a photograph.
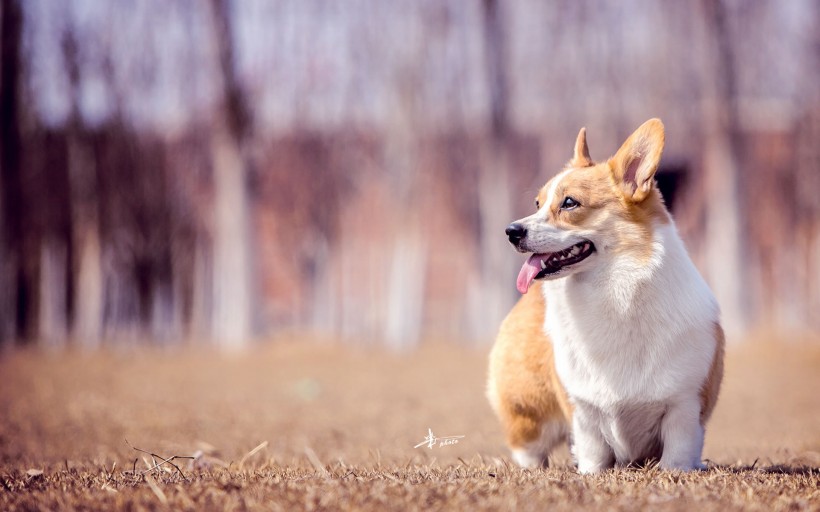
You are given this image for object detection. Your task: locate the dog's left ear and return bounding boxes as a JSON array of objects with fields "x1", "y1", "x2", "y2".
[
  {"x1": 610, "y1": 118, "x2": 665, "y2": 202},
  {"x1": 570, "y1": 127, "x2": 593, "y2": 167}
]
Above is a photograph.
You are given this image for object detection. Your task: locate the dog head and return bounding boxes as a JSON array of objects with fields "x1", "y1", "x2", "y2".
[{"x1": 508, "y1": 118, "x2": 670, "y2": 293}]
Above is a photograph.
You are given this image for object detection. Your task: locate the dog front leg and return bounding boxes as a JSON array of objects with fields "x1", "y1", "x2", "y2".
[
  {"x1": 659, "y1": 397, "x2": 705, "y2": 471},
  {"x1": 572, "y1": 409, "x2": 614, "y2": 474}
]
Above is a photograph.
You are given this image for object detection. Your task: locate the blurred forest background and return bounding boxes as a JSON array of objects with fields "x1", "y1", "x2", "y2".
[{"x1": 0, "y1": 0, "x2": 818, "y2": 350}]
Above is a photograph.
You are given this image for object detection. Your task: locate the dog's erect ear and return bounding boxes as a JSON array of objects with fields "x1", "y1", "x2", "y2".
[
  {"x1": 570, "y1": 127, "x2": 592, "y2": 167},
  {"x1": 610, "y1": 118, "x2": 665, "y2": 202}
]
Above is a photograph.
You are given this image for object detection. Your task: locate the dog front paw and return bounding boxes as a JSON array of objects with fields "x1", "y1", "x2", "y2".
[
  {"x1": 658, "y1": 457, "x2": 704, "y2": 472},
  {"x1": 576, "y1": 458, "x2": 611, "y2": 474}
]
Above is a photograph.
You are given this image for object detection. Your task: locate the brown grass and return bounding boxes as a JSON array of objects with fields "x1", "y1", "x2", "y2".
[{"x1": 1, "y1": 336, "x2": 819, "y2": 511}]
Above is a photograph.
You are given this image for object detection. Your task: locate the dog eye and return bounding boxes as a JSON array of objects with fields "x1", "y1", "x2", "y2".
[
  {"x1": 535, "y1": 199, "x2": 541, "y2": 210},
  {"x1": 560, "y1": 196, "x2": 580, "y2": 210}
]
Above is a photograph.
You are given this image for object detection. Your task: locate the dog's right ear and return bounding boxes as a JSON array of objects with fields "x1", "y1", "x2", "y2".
[
  {"x1": 610, "y1": 118, "x2": 665, "y2": 203},
  {"x1": 569, "y1": 127, "x2": 593, "y2": 168}
]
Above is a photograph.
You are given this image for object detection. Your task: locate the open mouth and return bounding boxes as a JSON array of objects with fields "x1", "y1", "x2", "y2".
[{"x1": 516, "y1": 240, "x2": 596, "y2": 293}]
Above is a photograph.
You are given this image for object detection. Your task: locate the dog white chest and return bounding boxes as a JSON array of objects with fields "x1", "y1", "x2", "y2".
[{"x1": 542, "y1": 224, "x2": 718, "y2": 460}]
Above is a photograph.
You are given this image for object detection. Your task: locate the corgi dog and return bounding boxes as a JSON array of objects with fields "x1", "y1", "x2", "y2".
[{"x1": 487, "y1": 119, "x2": 724, "y2": 473}]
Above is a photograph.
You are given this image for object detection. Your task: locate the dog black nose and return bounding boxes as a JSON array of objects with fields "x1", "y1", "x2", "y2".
[{"x1": 505, "y1": 223, "x2": 527, "y2": 244}]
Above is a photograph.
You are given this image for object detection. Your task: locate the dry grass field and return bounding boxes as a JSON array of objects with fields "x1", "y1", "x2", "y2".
[{"x1": 1, "y1": 335, "x2": 819, "y2": 511}]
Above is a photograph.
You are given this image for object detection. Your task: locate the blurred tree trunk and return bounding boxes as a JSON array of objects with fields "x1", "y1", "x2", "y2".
[
  {"x1": 208, "y1": 0, "x2": 252, "y2": 349},
  {"x1": 61, "y1": 28, "x2": 103, "y2": 348},
  {"x1": 470, "y1": 0, "x2": 514, "y2": 341},
  {"x1": 0, "y1": 0, "x2": 33, "y2": 345},
  {"x1": 794, "y1": 2, "x2": 820, "y2": 329},
  {"x1": 309, "y1": 237, "x2": 334, "y2": 333},
  {"x1": 35, "y1": 131, "x2": 73, "y2": 348},
  {"x1": 696, "y1": 0, "x2": 747, "y2": 335},
  {"x1": 37, "y1": 242, "x2": 66, "y2": 347},
  {"x1": 796, "y1": 111, "x2": 820, "y2": 330},
  {"x1": 38, "y1": 188, "x2": 70, "y2": 349},
  {"x1": 72, "y1": 226, "x2": 103, "y2": 348},
  {"x1": 383, "y1": 82, "x2": 426, "y2": 350}
]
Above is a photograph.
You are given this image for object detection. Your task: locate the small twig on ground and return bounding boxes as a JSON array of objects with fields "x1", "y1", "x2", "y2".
[
  {"x1": 101, "y1": 462, "x2": 118, "y2": 485},
  {"x1": 305, "y1": 446, "x2": 329, "y2": 478},
  {"x1": 125, "y1": 439, "x2": 195, "y2": 482},
  {"x1": 238, "y1": 441, "x2": 268, "y2": 470}
]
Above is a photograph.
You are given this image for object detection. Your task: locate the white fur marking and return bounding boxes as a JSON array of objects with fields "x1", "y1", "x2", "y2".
[{"x1": 541, "y1": 168, "x2": 574, "y2": 218}]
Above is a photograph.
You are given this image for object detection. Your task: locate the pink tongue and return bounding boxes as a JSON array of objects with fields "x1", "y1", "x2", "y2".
[{"x1": 516, "y1": 254, "x2": 550, "y2": 294}]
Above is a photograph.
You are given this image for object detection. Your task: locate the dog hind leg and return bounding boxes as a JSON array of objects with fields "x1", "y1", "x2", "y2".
[{"x1": 509, "y1": 418, "x2": 569, "y2": 468}]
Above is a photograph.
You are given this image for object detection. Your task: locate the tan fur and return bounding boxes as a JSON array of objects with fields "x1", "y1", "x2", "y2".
[
  {"x1": 487, "y1": 281, "x2": 571, "y2": 449},
  {"x1": 700, "y1": 323, "x2": 725, "y2": 424}
]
